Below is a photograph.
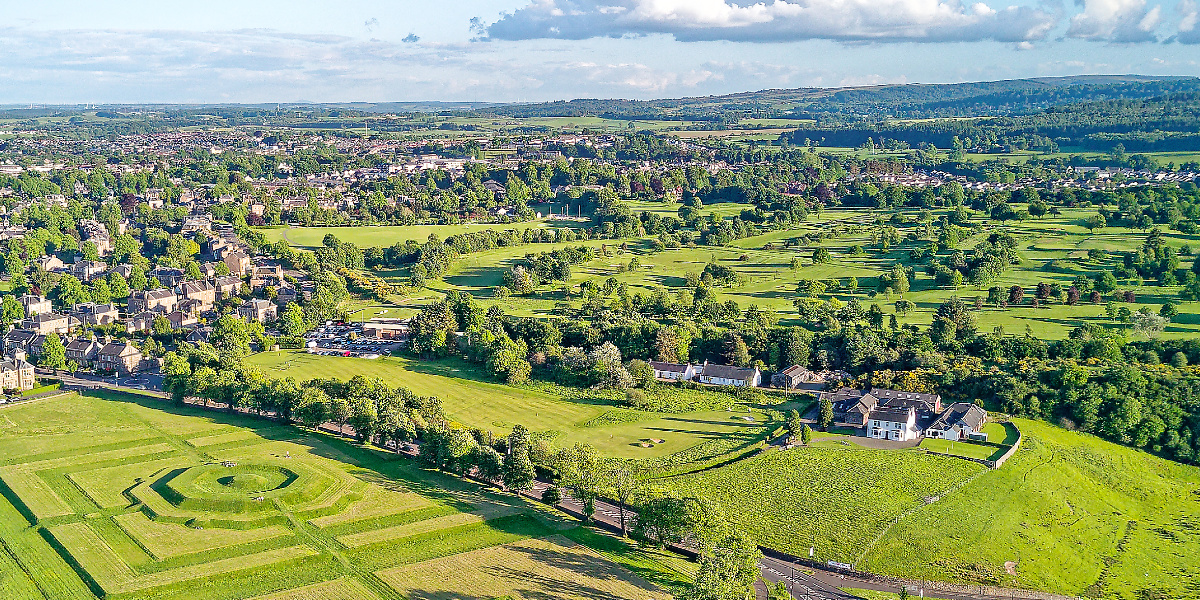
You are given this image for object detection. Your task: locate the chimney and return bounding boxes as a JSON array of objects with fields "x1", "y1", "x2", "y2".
[{"x1": 13, "y1": 349, "x2": 26, "y2": 363}]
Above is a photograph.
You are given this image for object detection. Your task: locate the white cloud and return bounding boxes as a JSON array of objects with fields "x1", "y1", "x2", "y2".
[
  {"x1": 483, "y1": 0, "x2": 1061, "y2": 43},
  {"x1": 1178, "y1": 0, "x2": 1200, "y2": 43},
  {"x1": 0, "y1": 27, "x2": 808, "y2": 103},
  {"x1": 1066, "y1": 0, "x2": 1163, "y2": 42}
]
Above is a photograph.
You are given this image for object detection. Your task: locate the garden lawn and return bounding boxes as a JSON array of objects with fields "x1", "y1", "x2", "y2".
[
  {"x1": 862, "y1": 419, "x2": 1200, "y2": 599},
  {"x1": 658, "y1": 445, "x2": 985, "y2": 564},
  {"x1": 917, "y1": 438, "x2": 1005, "y2": 461}
]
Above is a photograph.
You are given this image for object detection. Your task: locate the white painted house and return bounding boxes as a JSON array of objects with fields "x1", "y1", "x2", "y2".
[
  {"x1": 925, "y1": 403, "x2": 989, "y2": 442},
  {"x1": 697, "y1": 362, "x2": 761, "y2": 388},
  {"x1": 866, "y1": 406, "x2": 918, "y2": 442},
  {"x1": 649, "y1": 361, "x2": 697, "y2": 381}
]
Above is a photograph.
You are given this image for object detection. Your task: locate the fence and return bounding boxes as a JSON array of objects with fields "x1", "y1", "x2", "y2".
[
  {"x1": 923, "y1": 421, "x2": 1023, "y2": 470},
  {"x1": 985, "y1": 422, "x2": 1023, "y2": 468}
]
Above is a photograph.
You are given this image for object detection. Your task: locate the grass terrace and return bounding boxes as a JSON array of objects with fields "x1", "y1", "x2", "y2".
[{"x1": 0, "y1": 391, "x2": 681, "y2": 600}]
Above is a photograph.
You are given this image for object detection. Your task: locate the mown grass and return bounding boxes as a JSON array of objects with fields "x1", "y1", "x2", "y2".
[
  {"x1": 0, "y1": 392, "x2": 681, "y2": 600},
  {"x1": 246, "y1": 351, "x2": 780, "y2": 460},
  {"x1": 355, "y1": 205, "x2": 1200, "y2": 340},
  {"x1": 862, "y1": 419, "x2": 1200, "y2": 598},
  {"x1": 112, "y1": 512, "x2": 293, "y2": 561}
]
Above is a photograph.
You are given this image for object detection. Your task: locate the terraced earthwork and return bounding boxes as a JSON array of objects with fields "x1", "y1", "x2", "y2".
[{"x1": 0, "y1": 392, "x2": 669, "y2": 600}]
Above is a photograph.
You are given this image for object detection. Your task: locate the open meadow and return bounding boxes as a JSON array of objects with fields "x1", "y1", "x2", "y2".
[
  {"x1": 0, "y1": 392, "x2": 684, "y2": 600},
  {"x1": 861, "y1": 419, "x2": 1200, "y2": 599},
  {"x1": 246, "y1": 351, "x2": 789, "y2": 463}
]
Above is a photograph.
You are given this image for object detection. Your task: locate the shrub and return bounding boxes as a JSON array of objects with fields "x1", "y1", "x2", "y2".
[{"x1": 541, "y1": 486, "x2": 562, "y2": 505}]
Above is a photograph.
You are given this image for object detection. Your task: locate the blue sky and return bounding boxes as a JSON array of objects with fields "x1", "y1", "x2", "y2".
[{"x1": 1, "y1": 0, "x2": 1198, "y2": 104}]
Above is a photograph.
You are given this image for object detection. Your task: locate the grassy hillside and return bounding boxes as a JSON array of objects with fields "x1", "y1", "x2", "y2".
[
  {"x1": 656, "y1": 441, "x2": 987, "y2": 565},
  {"x1": 862, "y1": 419, "x2": 1200, "y2": 598}
]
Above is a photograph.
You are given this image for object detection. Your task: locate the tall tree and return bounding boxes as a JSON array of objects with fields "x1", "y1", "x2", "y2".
[
  {"x1": 557, "y1": 443, "x2": 603, "y2": 524},
  {"x1": 818, "y1": 397, "x2": 834, "y2": 431},
  {"x1": 40, "y1": 333, "x2": 66, "y2": 370},
  {"x1": 680, "y1": 533, "x2": 761, "y2": 600}
]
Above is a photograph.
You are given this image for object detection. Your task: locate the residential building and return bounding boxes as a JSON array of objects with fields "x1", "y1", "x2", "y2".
[
  {"x1": 97, "y1": 341, "x2": 142, "y2": 375},
  {"x1": 825, "y1": 388, "x2": 942, "y2": 428},
  {"x1": 70, "y1": 302, "x2": 120, "y2": 326},
  {"x1": 181, "y1": 215, "x2": 212, "y2": 234},
  {"x1": 111, "y1": 264, "x2": 136, "y2": 279},
  {"x1": 178, "y1": 298, "x2": 204, "y2": 317},
  {"x1": 65, "y1": 338, "x2": 101, "y2": 367},
  {"x1": 18, "y1": 294, "x2": 53, "y2": 317},
  {"x1": 866, "y1": 406, "x2": 919, "y2": 442},
  {"x1": 212, "y1": 275, "x2": 243, "y2": 299},
  {"x1": 28, "y1": 335, "x2": 48, "y2": 358},
  {"x1": 34, "y1": 255, "x2": 65, "y2": 272},
  {"x1": 0, "y1": 352, "x2": 36, "y2": 391},
  {"x1": 697, "y1": 362, "x2": 761, "y2": 387},
  {"x1": 20, "y1": 312, "x2": 70, "y2": 335},
  {"x1": 72, "y1": 260, "x2": 108, "y2": 282},
  {"x1": 3, "y1": 329, "x2": 37, "y2": 354},
  {"x1": 868, "y1": 389, "x2": 943, "y2": 414},
  {"x1": 149, "y1": 267, "x2": 186, "y2": 288},
  {"x1": 238, "y1": 299, "x2": 277, "y2": 323},
  {"x1": 180, "y1": 280, "x2": 217, "y2": 310},
  {"x1": 224, "y1": 251, "x2": 251, "y2": 275},
  {"x1": 250, "y1": 264, "x2": 284, "y2": 290},
  {"x1": 649, "y1": 361, "x2": 697, "y2": 381},
  {"x1": 128, "y1": 289, "x2": 178, "y2": 314},
  {"x1": 925, "y1": 403, "x2": 989, "y2": 442},
  {"x1": 187, "y1": 326, "x2": 213, "y2": 344},
  {"x1": 124, "y1": 312, "x2": 156, "y2": 334},
  {"x1": 166, "y1": 310, "x2": 198, "y2": 329},
  {"x1": 771, "y1": 366, "x2": 849, "y2": 391}
]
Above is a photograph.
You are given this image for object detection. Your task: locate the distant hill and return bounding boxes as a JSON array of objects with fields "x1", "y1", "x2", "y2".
[{"x1": 477, "y1": 75, "x2": 1200, "y2": 121}]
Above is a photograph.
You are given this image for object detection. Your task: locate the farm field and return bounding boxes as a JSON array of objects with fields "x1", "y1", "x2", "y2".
[
  {"x1": 246, "y1": 351, "x2": 783, "y2": 460},
  {"x1": 0, "y1": 392, "x2": 679, "y2": 600},
  {"x1": 861, "y1": 419, "x2": 1200, "y2": 598}
]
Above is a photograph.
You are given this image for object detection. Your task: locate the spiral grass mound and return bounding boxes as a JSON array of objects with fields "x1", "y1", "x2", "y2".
[{"x1": 131, "y1": 459, "x2": 365, "y2": 528}]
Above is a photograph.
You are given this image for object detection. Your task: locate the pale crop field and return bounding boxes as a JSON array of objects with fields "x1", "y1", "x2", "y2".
[{"x1": 376, "y1": 535, "x2": 672, "y2": 600}]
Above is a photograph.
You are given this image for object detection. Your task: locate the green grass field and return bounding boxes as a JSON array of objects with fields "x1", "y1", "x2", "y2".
[
  {"x1": 654, "y1": 417, "x2": 1200, "y2": 597},
  {"x1": 862, "y1": 419, "x2": 1200, "y2": 598},
  {"x1": 0, "y1": 392, "x2": 681, "y2": 600},
  {"x1": 658, "y1": 444, "x2": 987, "y2": 565},
  {"x1": 246, "y1": 351, "x2": 783, "y2": 460}
]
